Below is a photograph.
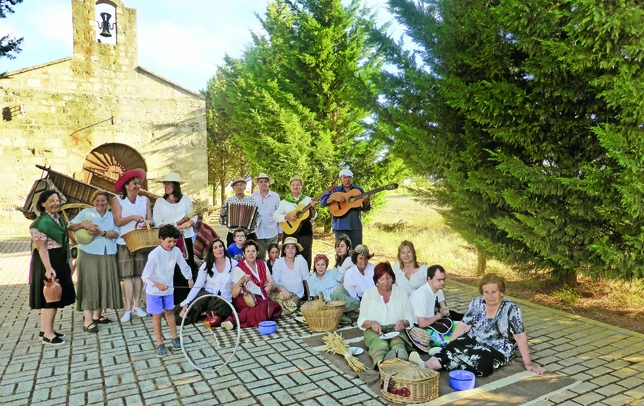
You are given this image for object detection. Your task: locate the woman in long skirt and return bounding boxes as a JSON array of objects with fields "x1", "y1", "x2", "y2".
[
  {"x1": 68, "y1": 190, "x2": 123, "y2": 333},
  {"x1": 29, "y1": 190, "x2": 76, "y2": 345},
  {"x1": 221, "y1": 240, "x2": 282, "y2": 329}
]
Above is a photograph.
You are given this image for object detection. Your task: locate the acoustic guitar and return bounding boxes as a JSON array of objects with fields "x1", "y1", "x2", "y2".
[
  {"x1": 327, "y1": 183, "x2": 399, "y2": 217},
  {"x1": 280, "y1": 184, "x2": 338, "y2": 235}
]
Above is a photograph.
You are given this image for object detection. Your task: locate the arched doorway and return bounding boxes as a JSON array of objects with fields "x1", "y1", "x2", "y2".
[{"x1": 83, "y1": 142, "x2": 148, "y2": 190}]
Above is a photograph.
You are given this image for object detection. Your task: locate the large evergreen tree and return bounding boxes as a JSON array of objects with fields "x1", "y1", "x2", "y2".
[
  {"x1": 376, "y1": 0, "x2": 644, "y2": 283},
  {"x1": 208, "y1": 0, "x2": 399, "y2": 225}
]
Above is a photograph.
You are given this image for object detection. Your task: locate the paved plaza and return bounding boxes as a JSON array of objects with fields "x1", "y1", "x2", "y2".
[{"x1": 1, "y1": 236, "x2": 644, "y2": 405}]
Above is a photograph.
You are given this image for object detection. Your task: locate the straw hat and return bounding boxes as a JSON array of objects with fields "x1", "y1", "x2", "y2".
[
  {"x1": 280, "y1": 237, "x2": 304, "y2": 252},
  {"x1": 350, "y1": 244, "x2": 373, "y2": 258},
  {"x1": 253, "y1": 173, "x2": 275, "y2": 185},
  {"x1": 156, "y1": 172, "x2": 187, "y2": 183},
  {"x1": 114, "y1": 168, "x2": 145, "y2": 193},
  {"x1": 230, "y1": 176, "x2": 247, "y2": 186}
]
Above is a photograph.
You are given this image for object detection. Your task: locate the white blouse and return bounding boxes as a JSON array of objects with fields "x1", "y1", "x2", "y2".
[
  {"x1": 180, "y1": 258, "x2": 237, "y2": 306},
  {"x1": 153, "y1": 195, "x2": 197, "y2": 239},
  {"x1": 116, "y1": 195, "x2": 148, "y2": 245},
  {"x1": 273, "y1": 196, "x2": 317, "y2": 223},
  {"x1": 272, "y1": 255, "x2": 309, "y2": 297},
  {"x1": 343, "y1": 263, "x2": 376, "y2": 300},
  {"x1": 357, "y1": 285, "x2": 415, "y2": 331},
  {"x1": 336, "y1": 256, "x2": 354, "y2": 275},
  {"x1": 393, "y1": 262, "x2": 428, "y2": 296}
]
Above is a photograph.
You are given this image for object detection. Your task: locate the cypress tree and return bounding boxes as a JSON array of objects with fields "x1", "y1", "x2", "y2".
[{"x1": 376, "y1": 0, "x2": 644, "y2": 283}]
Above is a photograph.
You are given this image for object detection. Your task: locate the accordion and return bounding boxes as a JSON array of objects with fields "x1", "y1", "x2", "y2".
[{"x1": 225, "y1": 201, "x2": 259, "y2": 230}]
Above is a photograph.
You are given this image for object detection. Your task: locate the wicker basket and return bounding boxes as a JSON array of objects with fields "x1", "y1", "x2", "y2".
[
  {"x1": 379, "y1": 358, "x2": 439, "y2": 404},
  {"x1": 122, "y1": 220, "x2": 159, "y2": 254},
  {"x1": 301, "y1": 294, "x2": 345, "y2": 332}
]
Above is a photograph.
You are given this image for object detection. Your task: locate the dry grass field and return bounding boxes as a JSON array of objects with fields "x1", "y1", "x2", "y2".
[{"x1": 312, "y1": 193, "x2": 644, "y2": 334}]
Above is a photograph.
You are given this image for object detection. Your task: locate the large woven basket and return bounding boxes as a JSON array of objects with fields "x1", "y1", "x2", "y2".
[
  {"x1": 122, "y1": 220, "x2": 159, "y2": 254},
  {"x1": 301, "y1": 294, "x2": 345, "y2": 332},
  {"x1": 379, "y1": 358, "x2": 439, "y2": 404}
]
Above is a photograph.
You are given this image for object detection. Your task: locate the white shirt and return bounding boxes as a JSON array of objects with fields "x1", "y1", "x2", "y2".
[
  {"x1": 142, "y1": 246, "x2": 192, "y2": 296},
  {"x1": 343, "y1": 263, "x2": 376, "y2": 300},
  {"x1": 232, "y1": 260, "x2": 267, "y2": 299},
  {"x1": 180, "y1": 258, "x2": 237, "y2": 306},
  {"x1": 153, "y1": 195, "x2": 197, "y2": 239},
  {"x1": 409, "y1": 282, "x2": 446, "y2": 322},
  {"x1": 272, "y1": 255, "x2": 309, "y2": 297},
  {"x1": 336, "y1": 256, "x2": 354, "y2": 275},
  {"x1": 116, "y1": 195, "x2": 148, "y2": 245},
  {"x1": 251, "y1": 190, "x2": 281, "y2": 239},
  {"x1": 273, "y1": 195, "x2": 318, "y2": 224},
  {"x1": 393, "y1": 263, "x2": 428, "y2": 296},
  {"x1": 357, "y1": 285, "x2": 415, "y2": 331}
]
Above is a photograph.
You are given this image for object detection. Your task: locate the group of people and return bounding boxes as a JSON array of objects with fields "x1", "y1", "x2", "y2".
[
  {"x1": 354, "y1": 241, "x2": 543, "y2": 377},
  {"x1": 28, "y1": 168, "x2": 371, "y2": 352},
  {"x1": 29, "y1": 166, "x2": 542, "y2": 377},
  {"x1": 29, "y1": 169, "x2": 198, "y2": 351}
]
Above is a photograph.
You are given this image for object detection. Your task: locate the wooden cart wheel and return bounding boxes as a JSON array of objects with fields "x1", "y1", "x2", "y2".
[{"x1": 60, "y1": 203, "x2": 92, "y2": 223}]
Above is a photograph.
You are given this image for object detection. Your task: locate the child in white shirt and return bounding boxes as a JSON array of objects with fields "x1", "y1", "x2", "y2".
[{"x1": 141, "y1": 225, "x2": 193, "y2": 357}]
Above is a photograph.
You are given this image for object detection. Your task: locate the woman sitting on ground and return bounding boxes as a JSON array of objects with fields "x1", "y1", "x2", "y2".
[
  {"x1": 334, "y1": 234, "x2": 353, "y2": 275},
  {"x1": 307, "y1": 254, "x2": 360, "y2": 316},
  {"x1": 410, "y1": 274, "x2": 543, "y2": 377},
  {"x1": 343, "y1": 244, "x2": 376, "y2": 301},
  {"x1": 221, "y1": 240, "x2": 282, "y2": 329},
  {"x1": 179, "y1": 238, "x2": 236, "y2": 325},
  {"x1": 270, "y1": 237, "x2": 309, "y2": 314},
  {"x1": 265, "y1": 243, "x2": 280, "y2": 274},
  {"x1": 392, "y1": 240, "x2": 428, "y2": 296},
  {"x1": 358, "y1": 262, "x2": 414, "y2": 369}
]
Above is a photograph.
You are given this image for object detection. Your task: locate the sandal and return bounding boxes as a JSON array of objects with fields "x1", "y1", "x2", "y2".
[
  {"x1": 93, "y1": 316, "x2": 111, "y2": 324},
  {"x1": 83, "y1": 322, "x2": 98, "y2": 333}
]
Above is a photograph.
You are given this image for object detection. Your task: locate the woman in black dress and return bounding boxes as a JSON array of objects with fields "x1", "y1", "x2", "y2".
[{"x1": 29, "y1": 190, "x2": 76, "y2": 345}]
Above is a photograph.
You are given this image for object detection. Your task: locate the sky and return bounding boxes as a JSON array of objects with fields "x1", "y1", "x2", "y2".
[{"x1": 0, "y1": 0, "x2": 401, "y2": 93}]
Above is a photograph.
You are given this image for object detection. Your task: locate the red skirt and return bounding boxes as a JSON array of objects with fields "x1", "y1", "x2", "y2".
[{"x1": 231, "y1": 293, "x2": 282, "y2": 328}]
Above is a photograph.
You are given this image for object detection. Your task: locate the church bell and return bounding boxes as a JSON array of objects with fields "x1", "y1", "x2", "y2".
[{"x1": 98, "y1": 12, "x2": 114, "y2": 37}]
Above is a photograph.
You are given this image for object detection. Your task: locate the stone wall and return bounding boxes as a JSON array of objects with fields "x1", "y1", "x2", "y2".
[{"x1": 0, "y1": 0, "x2": 207, "y2": 235}]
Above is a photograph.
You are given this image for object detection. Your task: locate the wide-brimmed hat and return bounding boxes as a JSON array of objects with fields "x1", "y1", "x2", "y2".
[
  {"x1": 156, "y1": 172, "x2": 187, "y2": 184},
  {"x1": 339, "y1": 169, "x2": 353, "y2": 178},
  {"x1": 350, "y1": 244, "x2": 373, "y2": 258},
  {"x1": 230, "y1": 176, "x2": 247, "y2": 186},
  {"x1": 253, "y1": 173, "x2": 275, "y2": 185},
  {"x1": 280, "y1": 237, "x2": 304, "y2": 252},
  {"x1": 114, "y1": 168, "x2": 146, "y2": 193}
]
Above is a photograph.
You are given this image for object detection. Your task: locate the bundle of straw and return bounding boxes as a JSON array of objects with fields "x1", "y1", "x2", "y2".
[
  {"x1": 178, "y1": 200, "x2": 210, "y2": 226},
  {"x1": 323, "y1": 332, "x2": 367, "y2": 373}
]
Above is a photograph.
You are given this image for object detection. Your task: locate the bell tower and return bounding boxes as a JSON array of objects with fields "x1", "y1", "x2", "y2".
[{"x1": 71, "y1": 0, "x2": 138, "y2": 74}]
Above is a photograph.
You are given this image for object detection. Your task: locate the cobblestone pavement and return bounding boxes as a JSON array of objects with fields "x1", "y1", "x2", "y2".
[{"x1": 1, "y1": 236, "x2": 644, "y2": 405}]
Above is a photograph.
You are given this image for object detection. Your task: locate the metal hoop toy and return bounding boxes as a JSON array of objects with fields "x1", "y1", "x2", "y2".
[{"x1": 179, "y1": 294, "x2": 241, "y2": 372}]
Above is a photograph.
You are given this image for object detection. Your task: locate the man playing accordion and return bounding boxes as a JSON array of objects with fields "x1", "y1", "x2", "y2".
[{"x1": 219, "y1": 176, "x2": 262, "y2": 246}]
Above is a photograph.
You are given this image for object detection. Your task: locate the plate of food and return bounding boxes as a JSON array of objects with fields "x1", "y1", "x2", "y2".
[
  {"x1": 349, "y1": 346, "x2": 364, "y2": 356},
  {"x1": 379, "y1": 331, "x2": 400, "y2": 340}
]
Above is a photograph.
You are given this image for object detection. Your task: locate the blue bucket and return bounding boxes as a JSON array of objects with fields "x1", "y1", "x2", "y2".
[
  {"x1": 449, "y1": 370, "x2": 476, "y2": 391},
  {"x1": 258, "y1": 321, "x2": 277, "y2": 335}
]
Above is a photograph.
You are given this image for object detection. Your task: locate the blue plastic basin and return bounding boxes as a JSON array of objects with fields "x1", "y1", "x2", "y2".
[
  {"x1": 449, "y1": 370, "x2": 476, "y2": 391},
  {"x1": 258, "y1": 321, "x2": 277, "y2": 335}
]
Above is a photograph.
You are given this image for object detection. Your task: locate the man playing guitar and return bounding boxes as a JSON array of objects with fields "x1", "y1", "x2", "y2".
[{"x1": 320, "y1": 168, "x2": 370, "y2": 246}]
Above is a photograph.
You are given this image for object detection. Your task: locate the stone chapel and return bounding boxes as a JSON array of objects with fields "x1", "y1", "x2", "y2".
[{"x1": 0, "y1": 0, "x2": 208, "y2": 235}]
